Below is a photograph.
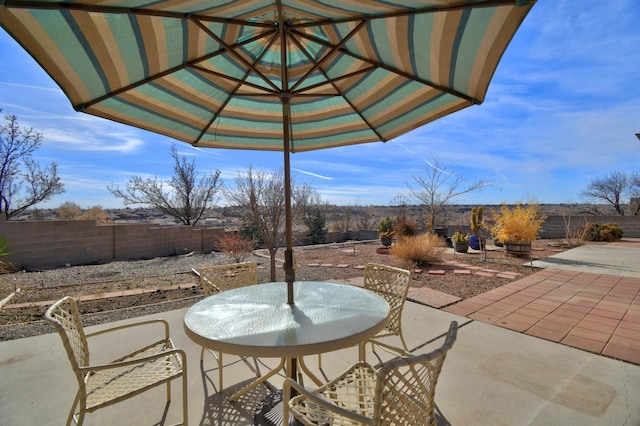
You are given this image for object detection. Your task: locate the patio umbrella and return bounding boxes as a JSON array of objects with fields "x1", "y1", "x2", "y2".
[{"x1": 0, "y1": 0, "x2": 535, "y2": 305}]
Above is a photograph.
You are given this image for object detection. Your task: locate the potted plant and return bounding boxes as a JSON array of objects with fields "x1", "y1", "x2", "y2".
[
  {"x1": 378, "y1": 217, "x2": 394, "y2": 247},
  {"x1": 451, "y1": 231, "x2": 470, "y2": 253},
  {"x1": 491, "y1": 203, "x2": 544, "y2": 256},
  {"x1": 469, "y1": 206, "x2": 485, "y2": 250}
]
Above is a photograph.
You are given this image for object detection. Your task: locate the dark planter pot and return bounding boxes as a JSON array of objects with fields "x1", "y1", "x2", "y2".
[
  {"x1": 433, "y1": 228, "x2": 448, "y2": 239},
  {"x1": 454, "y1": 241, "x2": 469, "y2": 253},
  {"x1": 380, "y1": 236, "x2": 393, "y2": 247},
  {"x1": 504, "y1": 241, "x2": 531, "y2": 257},
  {"x1": 469, "y1": 235, "x2": 484, "y2": 250}
]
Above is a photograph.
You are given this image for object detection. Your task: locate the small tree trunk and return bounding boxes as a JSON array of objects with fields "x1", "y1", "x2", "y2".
[{"x1": 268, "y1": 246, "x2": 278, "y2": 281}]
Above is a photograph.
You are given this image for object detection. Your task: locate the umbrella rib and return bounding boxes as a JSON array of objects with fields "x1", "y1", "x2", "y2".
[
  {"x1": 78, "y1": 57, "x2": 208, "y2": 110},
  {"x1": 191, "y1": 19, "x2": 281, "y2": 93},
  {"x1": 288, "y1": 19, "x2": 368, "y2": 93},
  {"x1": 3, "y1": 0, "x2": 273, "y2": 29},
  {"x1": 287, "y1": 33, "x2": 386, "y2": 142},
  {"x1": 193, "y1": 34, "x2": 280, "y2": 144},
  {"x1": 290, "y1": 0, "x2": 528, "y2": 28},
  {"x1": 192, "y1": 19, "x2": 284, "y2": 144},
  {"x1": 78, "y1": 26, "x2": 275, "y2": 110},
  {"x1": 293, "y1": 30, "x2": 478, "y2": 105},
  {"x1": 291, "y1": 67, "x2": 375, "y2": 95},
  {"x1": 5, "y1": 0, "x2": 525, "y2": 29},
  {"x1": 192, "y1": 66, "x2": 278, "y2": 95}
]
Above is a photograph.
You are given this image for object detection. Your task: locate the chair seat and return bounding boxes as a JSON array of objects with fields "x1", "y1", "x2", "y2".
[
  {"x1": 84, "y1": 339, "x2": 184, "y2": 412},
  {"x1": 290, "y1": 362, "x2": 378, "y2": 423},
  {"x1": 197, "y1": 261, "x2": 263, "y2": 392},
  {"x1": 45, "y1": 296, "x2": 187, "y2": 425},
  {"x1": 288, "y1": 321, "x2": 458, "y2": 426}
]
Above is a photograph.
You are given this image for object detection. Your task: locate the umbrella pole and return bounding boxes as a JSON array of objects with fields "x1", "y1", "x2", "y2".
[{"x1": 282, "y1": 96, "x2": 295, "y2": 305}]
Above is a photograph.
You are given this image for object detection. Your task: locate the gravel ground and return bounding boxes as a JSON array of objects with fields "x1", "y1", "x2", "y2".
[{"x1": 0, "y1": 240, "x2": 566, "y2": 341}]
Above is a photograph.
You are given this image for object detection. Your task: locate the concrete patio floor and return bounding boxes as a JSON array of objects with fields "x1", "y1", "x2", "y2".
[
  {"x1": 1, "y1": 240, "x2": 639, "y2": 425},
  {"x1": 1, "y1": 300, "x2": 638, "y2": 425}
]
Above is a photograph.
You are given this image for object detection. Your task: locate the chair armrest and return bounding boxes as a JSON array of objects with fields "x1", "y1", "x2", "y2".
[
  {"x1": 78, "y1": 347, "x2": 186, "y2": 373},
  {"x1": 366, "y1": 338, "x2": 412, "y2": 357},
  {"x1": 284, "y1": 378, "x2": 373, "y2": 426},
  {"x1": 85, "y1": 318, "x2": 170, "y2": 340}
]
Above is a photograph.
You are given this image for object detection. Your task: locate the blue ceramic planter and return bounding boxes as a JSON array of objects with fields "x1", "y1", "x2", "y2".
[{"x1": 469, "y1": 235, "x2": 483, "y2": 250}]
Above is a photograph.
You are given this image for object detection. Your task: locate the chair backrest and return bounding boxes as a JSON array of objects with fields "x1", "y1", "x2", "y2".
[
  {"x1": 373, "y1": 321, "x2": 458, "y2": 426},
  {"x1": 199, "y1": 261, "x2": 259, "y2": 295},
  {"x1": 364, "y1": 263, "x2": 412, "y2": 336},
  {"x1": 45, "y1": 296, "x2": 89, "y2": 371}
]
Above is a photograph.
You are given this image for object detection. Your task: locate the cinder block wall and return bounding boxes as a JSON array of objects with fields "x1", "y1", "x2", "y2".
[
  {"x1": 0, "y1": 220, "x2": 113, "y2": 269},
  {"x1": 440, "y1": 216, "x2": 640, "y2": 240},
  {"x1": 539, "y1": 215, "x2": 640, "y2": 239},
  {"x1": 0, "y1": 219, "x2": 225, "y2": 270},
  {"x1": 0, "y1": 215, "x2": 637, "y2": 270}
]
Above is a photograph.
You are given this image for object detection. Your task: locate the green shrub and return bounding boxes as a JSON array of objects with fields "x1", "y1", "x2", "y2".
[
  {"x1": 304, "y1": 207, "x2": 328, "y2": 244},
  {"x1": 0, "y1": 236, "x2": 15, "y2": 274},
  {"x1": 579, "y1": 222, "x2": 623, "y2": 242},
  {"x1": 379, "y1": 217, "x2": 394, "y2": 238},
  {"x1": 390, "y1": 233, "x2": 446, "y2": 266}
]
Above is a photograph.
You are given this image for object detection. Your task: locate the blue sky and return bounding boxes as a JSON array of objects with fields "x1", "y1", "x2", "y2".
[{"x1": 1, "y1": 0, "x2": 639, "y2": 209}]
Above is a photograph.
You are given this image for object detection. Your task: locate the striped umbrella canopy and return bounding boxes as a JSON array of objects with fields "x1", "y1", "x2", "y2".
[{"x1": 1, "y1": 0, "x2": 535, "y2": 304}]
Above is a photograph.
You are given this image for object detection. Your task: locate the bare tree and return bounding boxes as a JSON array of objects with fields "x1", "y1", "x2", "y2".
[
  {"x1": 629, "y1": 172, "x2": 640, "y2": 216},
  {"x1": 108, "y1": 144, "x2": 222, "y2": 225},
  {"x1": 579, "y1": 171, "x2": 630, "y2": 215},
  {"x1": 225, "y1": 165, "x2": 311, "y2": 281},
  {"x1": 408, "y1": 156, "x2": 492, "y2": 229},
  {"x1": 0, "y1": 112, "x2": 65, "y2": 219},
  {"x1": 330, "y1": 208, "x2": 352, "y2": 232},
  {"x1": 355, "y1": 204, "x2": 375, "y2": 231}
]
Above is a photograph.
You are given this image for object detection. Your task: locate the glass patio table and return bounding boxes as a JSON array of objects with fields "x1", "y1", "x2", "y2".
[{"x1": 183, "y1": 281, "x2": 390, "y2": 405}]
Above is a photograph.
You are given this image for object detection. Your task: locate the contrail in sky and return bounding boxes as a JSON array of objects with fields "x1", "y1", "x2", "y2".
[{"x1": 292, "y1": 168, "x2": 333, "y2": 180}]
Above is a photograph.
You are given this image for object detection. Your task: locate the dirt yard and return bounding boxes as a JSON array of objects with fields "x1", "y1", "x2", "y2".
[{"x1": 0, "y1": 239, "x2": 569, "y2": 341}]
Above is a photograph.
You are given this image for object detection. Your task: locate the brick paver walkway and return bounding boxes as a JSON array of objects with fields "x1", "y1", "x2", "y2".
[{"x1": 444, "y1": 268, "x2": 640, "y2": 365}]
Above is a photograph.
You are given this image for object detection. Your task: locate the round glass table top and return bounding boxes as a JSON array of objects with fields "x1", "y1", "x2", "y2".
[{"x1": 184, "y1": 281, "x2": 390, "y2": 357}]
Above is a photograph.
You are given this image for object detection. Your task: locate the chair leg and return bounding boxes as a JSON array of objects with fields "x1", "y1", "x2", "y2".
[
  {"x1": 182, "y1": 364, "x2": 189, "y2": 426},
  {"x1": 398, "y1": 331, "x2": 409, "y2": 352},
  {"x1": 229, "y1": 358, "x2": 286, "y2": 402},
  {"x1": 359, "y1": 341, "x2": 368, "y2": 362},
  {"x1": 74, "y1": 410, "x2": 85, "y2": 426},
  {"x1": 201, "y1": 346, "x2": 224, "y2": 391},
  {"x1": 218, "y1": 351, "x2": 224, "y2": 391},
  {"x1": 67, "y1": 390, "x2": 81, "y2": 426}
]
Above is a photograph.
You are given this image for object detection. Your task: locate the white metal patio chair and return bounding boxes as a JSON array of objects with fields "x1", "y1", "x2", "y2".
[
  {"x1": 317, "y1": 262, "x2": 412, "y2": 369},
  {"x1": 45, "y1": 296, "x2": 188, "y2": 426},
  {"x1": 198, "y1": 261, "x2": 261, "y2": 390},
  {"x1": 361, "y1": 262, "x2": 413, "y2": 359},
  {"x1": 286, "y1": 321, "x2": 458, "y2": 426},
  {"x1": 199, "y1": 261, "x2": 259, "y2": 296}
]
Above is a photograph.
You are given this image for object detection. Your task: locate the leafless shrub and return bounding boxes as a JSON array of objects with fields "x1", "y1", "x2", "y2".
[
  {"x1": 552, "y1": 209, "x2": 587, "y2": 248},
  {"x1": 216, "y1": 232, "x2": 255, "y2": 263}
]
